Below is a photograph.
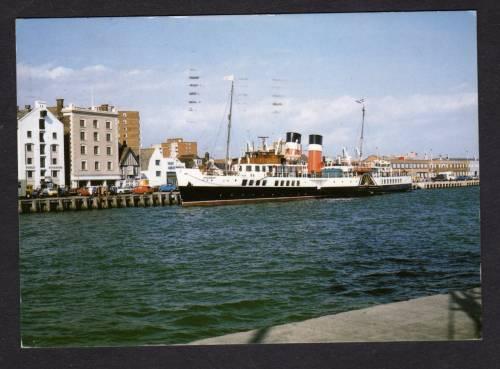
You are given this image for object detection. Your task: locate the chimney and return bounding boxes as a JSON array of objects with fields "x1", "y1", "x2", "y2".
[
  {"x1": 307, "y1": 134, "x2": 323, "y2": 175},
  {"x1": 25, "y1": 104, "x2": 31, "y2": 111},
  {"x1": 100, "y1": 104, "x2": 109, "y2": 111}
]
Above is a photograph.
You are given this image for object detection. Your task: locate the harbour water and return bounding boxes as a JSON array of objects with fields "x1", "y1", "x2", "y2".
[{"x1": 20, "y1": 187, "x2": 480, "y2": 347}]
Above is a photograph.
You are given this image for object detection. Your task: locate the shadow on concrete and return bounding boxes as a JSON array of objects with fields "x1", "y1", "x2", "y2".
[
  {"x1": 248, "y1": 326, "x2": 271, "y2": 344},
  {"x1": 448, "y1": 289, "x2": 482, "y2": 339}
]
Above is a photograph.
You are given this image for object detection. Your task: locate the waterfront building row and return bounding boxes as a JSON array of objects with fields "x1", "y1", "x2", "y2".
[
  {"x1": 18, "y1": 100, "x2": 142, "y2": 189},
  {"x1": 363, "y1": 155, "x2": 479, "y2": 181},
  {"x1": 18, "y1": 100, "x2": 198, "y2": 190}
]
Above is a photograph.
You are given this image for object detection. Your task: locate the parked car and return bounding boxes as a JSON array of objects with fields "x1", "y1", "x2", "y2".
[
  {"x1": 132, "y1": 185, "x2": 154, "y2": 194},
  {"x1": 43, "y1": 188, "x2": 59, "y2": 197},
  {"x1": 159, "y1": 184, "x2": 176, "y2": 192},
  {"x1": 116, "y1": 186, "x2": 133, "y2": 194},
  {"x1": 76, "y1": 187, "x2": 91, "y2": 196},
  {"x1": 58, "y1": 187, "x2": 69, "y2": 197}
]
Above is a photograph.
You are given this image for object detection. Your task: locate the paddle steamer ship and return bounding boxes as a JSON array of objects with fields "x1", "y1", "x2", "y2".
[{"x1": 176, "y1": 78, "x2": 412, "y2": 206}]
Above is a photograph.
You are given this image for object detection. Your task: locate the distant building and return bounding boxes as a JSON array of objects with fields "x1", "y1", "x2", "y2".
[
  {"x1": 371, "y1": 155, "x2": 476, "y2": 181},
  {"x1": 17, "y1": 101, "x2": 65, "y2": 188},
  {"x1": 161, "y1": 138, "x2": 197, "y2": 159},
  {"x1": 61, "y1": 103, "x2": 121, "y2": 188},
  {"x1": 140, "y1": 144, "x2": 185, "y2": 187},
  {"x1": 117, "y1": 111, "x2": 141, "y2": 154}
]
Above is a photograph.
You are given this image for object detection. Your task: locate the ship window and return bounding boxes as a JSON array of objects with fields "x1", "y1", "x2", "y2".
[
  {"x1": 286, "y1": 180, "x2": 290, "y2": 186},
  {"x1": 255, "y1": 166, "x2": 260, "y2": 172},
  {"x1": 262, "y1": 180, "x2": 267, "y2": 186},
  {"x1": 246, "y1": 165, "x2": 251, "y2": 172},
  {"x1": 242, "y1": 179, "x2": 247, "y2": 186},
  {"x1": 249, "y1": 180, "x2": 254, "y2": 186},
  {"x1": 256, "y1": 180, "x2": 260, "y2": 186},
  {"x1": 275, "y1": 180, "x2": 279, "y2": 186},
  {"x1": 280, "y1": 180, "x2": 284, "y2": 186}
]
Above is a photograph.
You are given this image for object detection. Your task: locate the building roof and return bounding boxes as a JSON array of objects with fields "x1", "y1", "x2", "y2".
[
  {"x1": 139, "y1": 148, "x2": 155, "y2": 169},
  {"x1": 119, "y1": 146, "x2": 139, "y2": 166}
]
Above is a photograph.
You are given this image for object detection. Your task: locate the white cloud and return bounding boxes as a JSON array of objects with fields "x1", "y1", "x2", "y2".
[{"x1": 16, "y1": 62, "x2": 478, "y2": 157}]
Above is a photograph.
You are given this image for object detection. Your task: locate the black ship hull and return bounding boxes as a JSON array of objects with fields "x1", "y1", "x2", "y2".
[{"x1": 179, "y1": 183, "x2": 412, "y2": 206}]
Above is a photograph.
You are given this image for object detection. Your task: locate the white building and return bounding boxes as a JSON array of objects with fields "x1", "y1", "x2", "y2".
[
  {"x1": 140, "y1": 144, "x2": 185, "y2": 187},
  {"x1": 17, "y1": 101, "x2": 65, "y2": 189}
]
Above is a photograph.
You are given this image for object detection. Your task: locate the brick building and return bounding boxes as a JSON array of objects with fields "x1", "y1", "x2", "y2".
[{"x1": 117, "y1": 111, "x2": 141, "y2": 154}]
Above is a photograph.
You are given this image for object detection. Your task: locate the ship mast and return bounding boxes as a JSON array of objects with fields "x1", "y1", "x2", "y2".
[
  {"x1": 225, "y1": 78, "x2": 235, "y2": 174},
  {"x1": 356, "y1": 98, "x2": 366, "y2": 161}
]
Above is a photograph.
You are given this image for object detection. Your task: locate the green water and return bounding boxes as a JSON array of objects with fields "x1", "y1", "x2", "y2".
[{"x1": 20, "y1": 187, "x2": 480, "y2": 347}]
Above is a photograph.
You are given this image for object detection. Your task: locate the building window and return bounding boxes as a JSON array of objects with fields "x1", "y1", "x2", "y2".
[
  {"x1": 246, "y1": 165, "x2": 251, "y2": 172},
  {"x1": 81, "y1": 145, "x2": 86, "y2": 155},
  {"x1": 80, "y1": 119, "x2": 85, "y2": 128},
  {"x1": 106, "y1": 146, "x2": 112, "y2": 155},
  {"x1": 52, "y1": 170, "x2": 58, "y2": 178},
  {"x1": 26, "y1": 144, "x2": 32, "y2": 152},
  {"x1": 51, "y1": 144, "x2": 57, "y2": 152},
  {"x1": 255, "y1": 166, "x2": 260, "y2": 172},
  {"x1": 40, "y1": 144, "x2": 45, "y2": 155},
  {"x1": 27, "y1": 130, "x2": 32, "y2": 138},
  {"x1": 52, "y1": 158, "x2": 57, "y2": 165},
  {"x1": 107, "y1": 162, "x2": 112, "y2": 171},
  {"x1": 249, "y1": 180, "x2": 254, "y2": 185},
  {"x1": 155, "y1": 160, "x2": 160, "y2": 166},
  {"x1": 275, "y1": 180, "x2": 279, "y2": 186},
  {"x1": 95, "y1": 161, "x2": 100, "y2": 171},
  {"x1": 262, "y1": 180, "x2": 267, "y2": 186},
  {"x1": 40, "y1": 170, "x2": 46, "y2": 177},
  {"x1": 26, "y1": 157, "x2": 32, "y2": 165},
  {"x1": 256, "y1": 180, "x2": 261, "y2": 186},
  {"x1": 81, "y1": 161, "x2": 87, "y2": 170},
  {"x1": 242, "y1": 179, "x2": 247, "y2": 186},
  {"x1": 280, "y1": 180, "x2": 284, "y2": 186},
  {"x1": 39, "y1": 132, "x2": 45, "y2": 142},
  {"x1": 39, "y1": 119, "x2": 45, "y2": 130},
  {"x1": 106, "y1": 121, "x2": 111, "y2": 129},
  {"x1": 94, "y1": 146, "x2": 100, "y2": 155},
  {"x1": 27, "y1": 171, "x2": 33, "y2": 178},
  {"x1": 286, "y1": 180, "x2": 290, "y2": 186},
  {"x1": 239, "y1": 166, "x2": 242, "y2": 171},
  {"x1": 80, "y1": 131, "x2": 86, "y2": 141},
  {"x1": 52, "y1": 132, "x2": 57, "y2": 139},
  {"x1": 94, "y1": 132, "x2": 99, "y2": 141},
  {"x1": 156, "y1": 171, "x2": 161, "y2": 177},
  {"x1": 106, "y1": 133, "x2": 111, "y2": 142},
  {"x1": 93, "y1": 120, "x2": 98, "y2": 129}
]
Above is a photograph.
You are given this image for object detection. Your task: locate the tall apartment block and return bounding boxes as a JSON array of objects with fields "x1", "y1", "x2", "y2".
[
  {"x1": 117, "y1": 111, "x2": 141, "y2": 154},
  {"x1": 61, "y1": 104, "x2": 121, "y2": 188}
]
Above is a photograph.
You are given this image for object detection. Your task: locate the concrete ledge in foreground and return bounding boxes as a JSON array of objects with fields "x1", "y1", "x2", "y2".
[{"x1": 189, "y1": 288, "x2": 481, "y2": 345}]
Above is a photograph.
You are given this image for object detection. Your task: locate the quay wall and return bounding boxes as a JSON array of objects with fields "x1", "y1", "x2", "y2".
[
  {"x1": 18, "y1": 192, "x2": 181, "y2": 214},
  {"x1": 412, "y1": 180, "x2": 479, "y2": 190},
  {"x1": 189, "y1": 288, "x2": 481, "y2": 344}
]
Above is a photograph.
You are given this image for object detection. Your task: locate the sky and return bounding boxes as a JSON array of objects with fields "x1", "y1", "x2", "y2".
[{"x1": 16, "y1": 11, "x2": 478, "y2": 159}]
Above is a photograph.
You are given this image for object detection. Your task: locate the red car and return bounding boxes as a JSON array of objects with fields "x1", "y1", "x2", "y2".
[
  {"x1": 76, "y1": 187, "x2": 91, "y2": 196},
  {"x1": 132, "y1": 185, "x2": 153, "y2": 194}
]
